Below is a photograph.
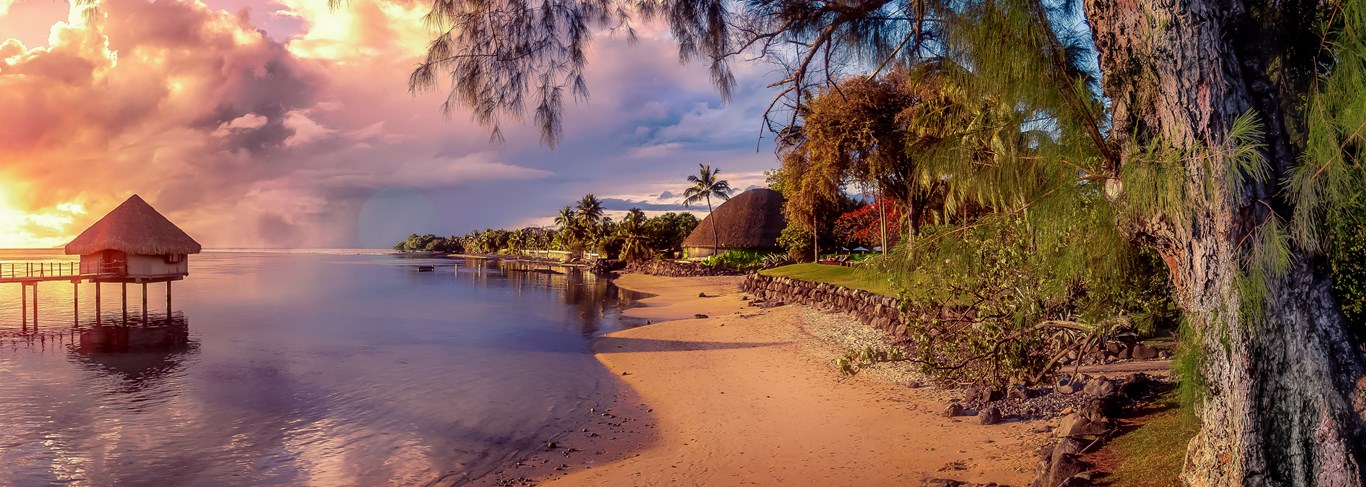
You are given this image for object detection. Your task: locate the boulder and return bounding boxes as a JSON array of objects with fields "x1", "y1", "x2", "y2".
[
  {"x1": 1055, "y1": 376, "x2": 1078, "y2": 395},
  {"x1": 1082, "y1": 378, "x2": 1118, "y2": 398},
  {"x1": 1132, "y1": 343, "x2": 1160, "y2": 360},
  {"x1": 967, "y1": 384, "x2": 1004, "y2": 404},
  {"x1": 1032, "y1": 438, "x2": 1088, "y2": 487},
  {"x1": 1054, "y1": 413, "x2": 1108, "y2": 438},
  {"x1": 944, "y1": 403, "x2": 965, "y2": 417},
  {"x1": 979, "y1": 406, "x2": 1002, "y2": 425}
]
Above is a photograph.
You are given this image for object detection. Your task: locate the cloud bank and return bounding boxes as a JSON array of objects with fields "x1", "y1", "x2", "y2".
[{"x1": 0, "y1": 0, "x2": 780, "y2": 248}]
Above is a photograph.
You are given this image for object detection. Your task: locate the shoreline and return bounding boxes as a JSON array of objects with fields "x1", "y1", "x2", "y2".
[{"x1": 489, "y1": 273, "x2": 1046, "y2": 486}]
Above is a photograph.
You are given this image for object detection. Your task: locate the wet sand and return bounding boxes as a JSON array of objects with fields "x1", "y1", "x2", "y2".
[{"x1": 499, "y1": 273, "x2": 1043, "y2": 486}]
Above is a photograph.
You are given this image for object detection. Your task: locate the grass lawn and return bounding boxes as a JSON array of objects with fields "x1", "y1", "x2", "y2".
[
  {"x1": 759, "y1": 263, "x2": 898, "y2": 297},
  {"x1": 1089, "y1": 393, "x2": 1200, "y2": 486}
]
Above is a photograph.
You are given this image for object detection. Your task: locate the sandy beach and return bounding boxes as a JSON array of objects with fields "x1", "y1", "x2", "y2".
[{"x1": 505, "y1": 273, "x2": 1045, "y2": 486}]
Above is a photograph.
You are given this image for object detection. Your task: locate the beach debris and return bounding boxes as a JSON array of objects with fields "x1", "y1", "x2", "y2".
[
  {"x1": 694, "y1": 313, "x2": 709, "y2": 319},
  {"x1": 943, "y1": 403, "x2": 964, "y2": 417},
  {"x1": 622, "y1": 371, "x2": 630, "y2": 376},
  {"x1": 698, "y1": 292, "x2": 709, "y2": 298},
  {"x1": 545, "y1": 441, "x2": 558, "y2": 450}
]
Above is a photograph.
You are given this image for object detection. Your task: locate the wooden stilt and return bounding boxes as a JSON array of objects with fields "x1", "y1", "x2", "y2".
[
  {"x1": 73, "y1": 281, "x2": 78, "y2": 327},
  {"x1": 32, "y1": 282, "x2": 37, "y2": 329},
  {"x1": 96, "y1": 281, "x2": 102, "y2": 325},
  {"x1": 141, "y1": 282, "x2": 148, "y2": 325},
  {"x1": 21, "y1": 282, "x2": 27, "y2": 332},
  {"x1": 165, "y1": 281, "x2": 172, "y2": 324},
  {"x1": 122, "y1": 282, "x2": 127, "y2": 325}
]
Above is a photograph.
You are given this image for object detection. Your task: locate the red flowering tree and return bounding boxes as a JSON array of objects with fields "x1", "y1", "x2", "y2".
[{"x1": 832, "y1": 203, "x2": 901, "y2": 249}]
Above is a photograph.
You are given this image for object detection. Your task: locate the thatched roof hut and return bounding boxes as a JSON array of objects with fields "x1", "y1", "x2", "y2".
[
  {"x1": 66, "y1": 195, "x2": 201, "y2": 256},
  {"x1": 66, "y1": 195, "x2": 200, "y2": 281},
  {"x1": 683, "y1": 188, "x2": 786, "y2": 258}
]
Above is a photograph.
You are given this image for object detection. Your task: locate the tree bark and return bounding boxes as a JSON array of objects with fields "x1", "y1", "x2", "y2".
[{"x1": 1085, "y1": 0, "x2": 1366, "y2": 484}]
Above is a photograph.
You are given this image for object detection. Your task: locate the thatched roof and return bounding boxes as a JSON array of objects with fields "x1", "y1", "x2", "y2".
[
  {"x1": 65, "y1": 195, "x2": 202, "y2": 256},
  {"x1": 683, "y1": 188, "x2": 786, "y2": 250}
]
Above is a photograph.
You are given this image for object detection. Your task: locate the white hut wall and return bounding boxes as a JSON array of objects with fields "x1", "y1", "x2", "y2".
[{"x1": 125, "y1": 254, "x2": 188, "y2": 277}]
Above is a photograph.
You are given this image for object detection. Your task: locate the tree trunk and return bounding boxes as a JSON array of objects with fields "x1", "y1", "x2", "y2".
[
  {"x1": 707, "y1": 195, "x2": 718, "y2": 256},
  {"x1": 1085, "y1": 0, "x2": 1366, "y2": 484}
]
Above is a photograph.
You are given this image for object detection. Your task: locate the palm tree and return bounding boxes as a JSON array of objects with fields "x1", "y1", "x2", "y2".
[
  {"x1": 682, "y1": 163, "x2": 733, "y2": 255},
  {"x1": 618, "y1": 208, "x2": 651, "y2": 261},
  {"x1": 555, "y1": 205, "x2": 576, "y2": 229},
  {"x1": 576, "y1": 194, "x2": 604, "y2": 226}
]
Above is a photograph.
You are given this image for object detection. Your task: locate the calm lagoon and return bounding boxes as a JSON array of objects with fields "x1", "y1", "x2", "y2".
[{"x1": 0, "y1": 250, "x2": 644, "y2": 485}]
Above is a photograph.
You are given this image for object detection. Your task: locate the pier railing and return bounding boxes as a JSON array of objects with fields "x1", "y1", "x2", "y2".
[
  {"x1": 0, "y1": 261, "x2": 79, "y2": 280},
  {"x1": 0, "y1": 261, "x2": 123, "y2": 281}
]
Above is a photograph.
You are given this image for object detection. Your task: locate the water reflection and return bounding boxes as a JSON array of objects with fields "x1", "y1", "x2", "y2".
[
  {"x1": 467, "y1": 259, "x2": 649, "y2": 337},
  {"x1": 0, "y1": 251, "x2": 647, "y2": 486},
  {"x1": 69, "y1": 315, "x2": 197, "y2": 395}
]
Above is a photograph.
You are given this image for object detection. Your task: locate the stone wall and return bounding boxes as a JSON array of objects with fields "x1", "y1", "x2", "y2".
[
  {"x1": 741, "y1": 273, "x2": 906, "y2": 338},
  {"x1": 626, "y1": 259, "x2": 742, "y2": 277}
]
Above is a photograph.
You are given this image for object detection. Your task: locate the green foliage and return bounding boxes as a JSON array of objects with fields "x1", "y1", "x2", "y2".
[
  {"x1": 836, "y1": 346, "x2": 907, "y2": 376},
  {"x1": 393, "y1": 233, "x2": 464, "y2": 253},
  {"x1": 1331, "y1": 213, "x2": 1366, "y2": 335},
  {"x1": 641, "y1": 212, "x2": 698, "y2": 257},
  {"x1": 702, "y1": 250, "x2": 771, "y2": 271},
  {"x1": 1288, "y1": 0, "x2": 1366, "y2": 338},
  {"x1": 892, "y1": 207, "x2": 1178, "y2": 385},
  {"x1": 1172, "y1": 316, "x2": 1208, "y2": 411},
  {"x1": 777, "y1": 224, "x2": 814, "y2": 262}
]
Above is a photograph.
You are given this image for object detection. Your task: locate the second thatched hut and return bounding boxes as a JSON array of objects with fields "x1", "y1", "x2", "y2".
[{"x1": 682, "y1": 188, "x2": 786, "y2": 258}]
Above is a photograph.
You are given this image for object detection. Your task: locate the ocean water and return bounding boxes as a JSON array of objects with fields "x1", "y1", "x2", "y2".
[{"x1": 0, "y1": 250, "x2": 644, "y2": 485}]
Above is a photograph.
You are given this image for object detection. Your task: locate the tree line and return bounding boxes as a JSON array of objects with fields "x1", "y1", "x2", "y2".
[{"x1": 393, "y1": 194, "x2": 698, "y2": 261}]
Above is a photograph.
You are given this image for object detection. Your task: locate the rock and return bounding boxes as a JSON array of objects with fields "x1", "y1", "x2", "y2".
[
  {"x1": 546, "y1": 441, "x2": 558, "y2": 450},
  {"x1": 1055, "y1": 376, "x2": 1077, "y2": 395},
  {"x1": 922, "y1": 479, "x2": 962, "y2": 487},
  {"x1": 694, "y1": 314, "x2": 709, "y2": 319},
  {"x1": 1104, "y1": 341, "x2": 1122, "y2": 355},
  {"x1": 1034, "y1": 438, "x2": 1088, "y2": 487},
  {"x1": 1008, "y1": 385, "x2": 1030, "y2": 401},
  {"x1": 967, "y1": 384, "x2": 1004, "y2": 404},
  {"x1": 1132, "y1": 343, "x2": 1160, "y2": 360},
  {"x1": 979, "y1": 406, "x2": 1002, "y2": 425},
  {"x1": 1055, "y1": 413, "x2": 1108, "y2": 438},
  {"x1": 1083, "y1": 378, "x2": 1118, "y2": 398},
  {"x1": 944, "y1": 403, "x2": 965, "y2": 417}
]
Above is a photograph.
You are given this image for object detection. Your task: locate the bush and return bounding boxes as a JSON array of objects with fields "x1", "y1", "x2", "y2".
[
  {"x1": 778, "y1": 225, "x2": 814, "y2": 262},
  {"x1": 892, "y1": 212, "x2": 1178, "y2": 387},
  {"x1": 703, "y1": 250, "x2": 775, "y2": 271}
]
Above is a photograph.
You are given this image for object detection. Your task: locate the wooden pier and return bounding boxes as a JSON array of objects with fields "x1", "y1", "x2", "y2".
[{"x1": 1, "y1": 260, "x2": 177, "y2": 332}]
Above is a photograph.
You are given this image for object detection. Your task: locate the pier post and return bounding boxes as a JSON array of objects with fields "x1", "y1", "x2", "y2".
[
  {"x1": 21, "y1": 282, "x2": 27, "y2": 332},
  {"x1": 122, "y1": 282, "x2": 127, "y2": 325},
  {"x1": 165, "y1": 281, "x2": 172, "y2": 324},
  {"x1": 73, "y1": 281, "x2": 78, "y2": 327},
  {"x1": 32, "y1": 282, "x2": 37, "y2": 329},
  {"x1": 96, "y1": 282, "x2": 101, "y2": 325},
  {"x1": 141, "y1": 282, "x2": 148, "y2": 324}
]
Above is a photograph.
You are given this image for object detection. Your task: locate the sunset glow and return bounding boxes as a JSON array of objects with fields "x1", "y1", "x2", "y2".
[
  {"x1": 0, "y1": 0, "x2": 775, "y2": 249},
  {"x1": 0, "y1": 185, "x2": 86, "y2": 248}
]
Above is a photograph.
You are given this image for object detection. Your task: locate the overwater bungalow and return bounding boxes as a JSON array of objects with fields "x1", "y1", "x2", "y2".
[
  {"x1": 683, "y1": 188, "x2": 786, "y2": 258},
  {"x1": 66, "y1": 194, "x2": 202, "y2": 282}
]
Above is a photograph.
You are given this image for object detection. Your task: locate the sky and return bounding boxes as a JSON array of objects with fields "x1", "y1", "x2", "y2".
[{"x1": 0, "y1": 0, "x2": 780, "y2": 249}]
